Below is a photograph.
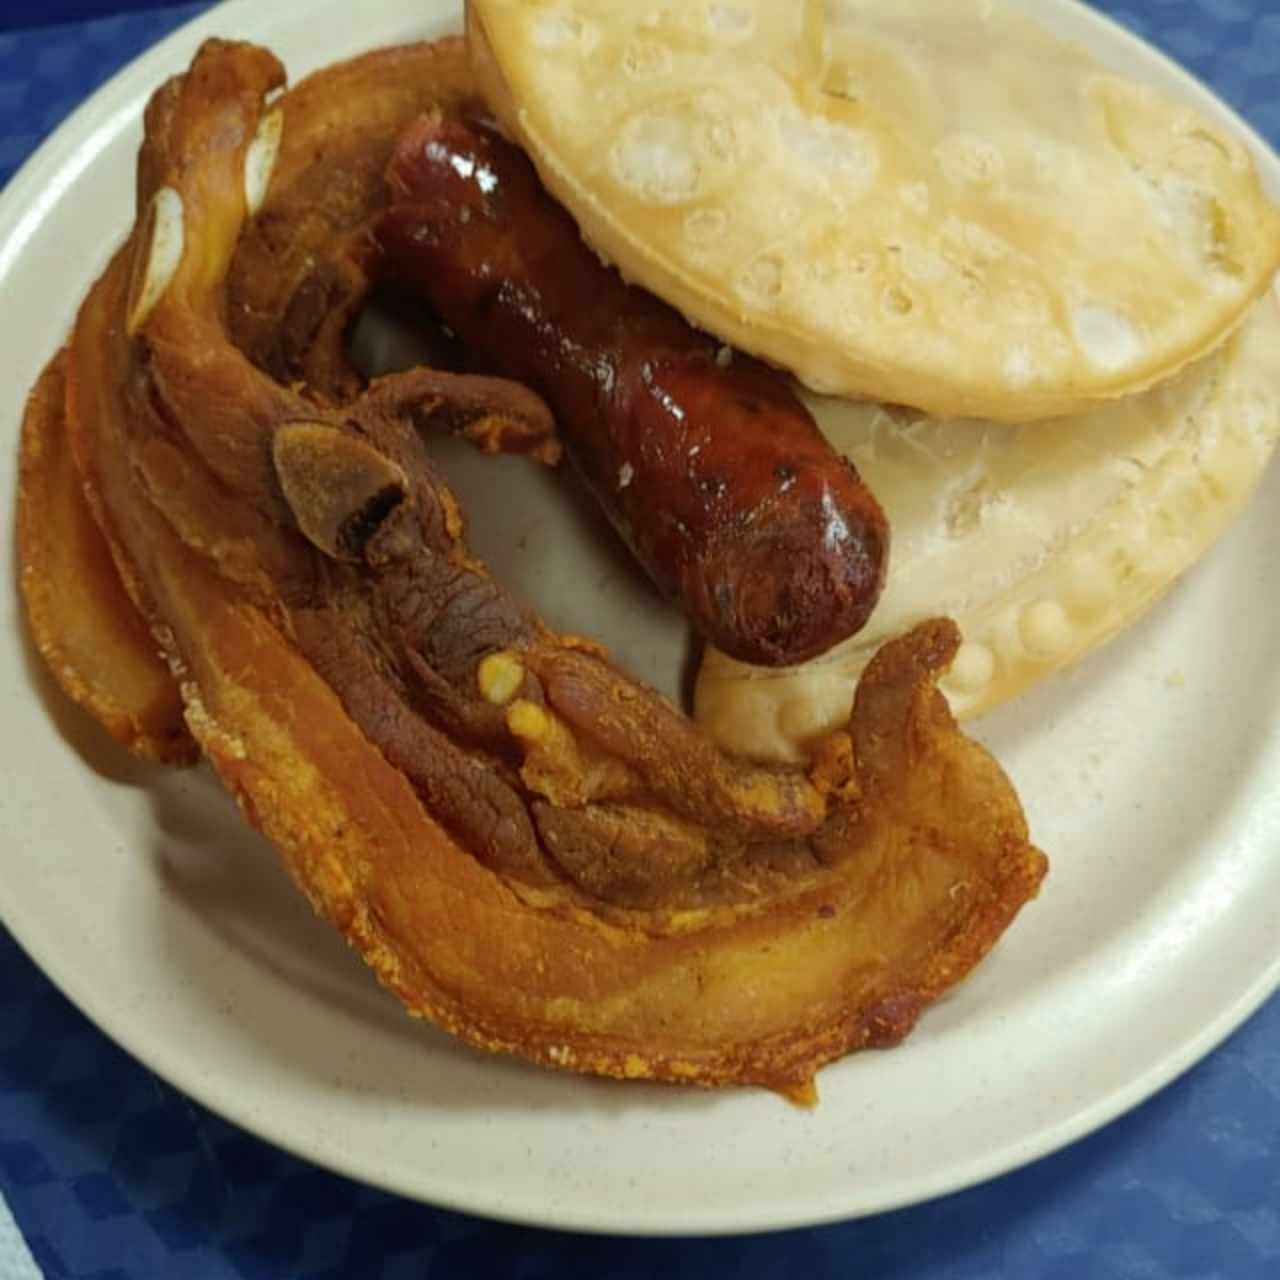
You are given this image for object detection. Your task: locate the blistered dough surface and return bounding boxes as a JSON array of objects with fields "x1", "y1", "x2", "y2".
[
  {"x1": 469, "y1": 0, "x2": 1280, "y2": 421},
  {"x1": 695, "y1": 293, "x2": 1280, "y2": 762}
]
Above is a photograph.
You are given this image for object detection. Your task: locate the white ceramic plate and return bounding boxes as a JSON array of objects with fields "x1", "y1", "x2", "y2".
[{"x1": 2, "y1": 0, "x2": 1279, "y2": 1236}]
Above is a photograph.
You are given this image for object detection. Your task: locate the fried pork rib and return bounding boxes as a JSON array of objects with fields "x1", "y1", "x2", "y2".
[
  {"x1": 227, "y1": 38, "x2": 486, "y2": 405},
  {"x1": 23, "y1": 37, "x2": 1047, "y2": 1097}
]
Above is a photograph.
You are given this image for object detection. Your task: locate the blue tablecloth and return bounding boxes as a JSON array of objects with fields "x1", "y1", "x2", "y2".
[{"x1": 2, "y1": 3, "x2": 1279, "y2": 1277}]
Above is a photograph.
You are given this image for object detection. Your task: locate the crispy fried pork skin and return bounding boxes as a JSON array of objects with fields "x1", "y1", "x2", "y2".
[
  {"x1": 17, "y1": 353, "x2": 195, "y2": 763},
  {"x1": 54, "y1": 37, "x2": 1046, "y2": 1096}
]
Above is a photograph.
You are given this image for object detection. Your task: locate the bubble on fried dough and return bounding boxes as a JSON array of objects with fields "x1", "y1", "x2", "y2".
[
  {"x1": 623, "y1": 38, "x2": 671, "y2": 79},
  {"x1": 1003, "y1": 344, "x2": 1038, "y2": 388},
  {"x1": 947, "y1": 642, "x2": 996, "y2": 694},
  {"x1": 737, "y1": 254, "x2": 783, "y2": 304},
  {"x1": 531, "y1": 9, "x2": 584, "y2": 49},
  {"x1": 611, "y1": 110, "x2": 701, "y2": 203},
  {"x1": 776, "y1": 112, "x2": 878, "y2": 198},
  {"x1": 1071, "y1": 302, "x2": 1144, "y2": 372},
  {"x1": 707, "y1": 3, "x2": 754, "y2": 38},
  {"x1": 684, "y1": 206, "x2": 728, "y2": 244},
  {"x1": 1019, "y1": 601, "x2": 1072, "y2": 658},
  {"x1": 126, "y1": 187, "x2": 185, "y2": 336},
  {"x1": 1200, "y1": 430, "x2": 1250, "y2": 495},
  {"x1": 1064, "y1": 552, "x2": 1113, "y2": 614},
  {"x1": 989, "y1": 605, "x2": 1028, "y2": 667},
  {"x1": 698, "y1": 117, "x2": 738, "y2": 164},
  {"x1": 244, "y1": 107, "x2": 283, "y2": 217}
]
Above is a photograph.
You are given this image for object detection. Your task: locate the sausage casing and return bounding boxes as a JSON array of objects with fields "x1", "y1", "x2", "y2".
[{"x1": 380, "y1": 114, "x2": 888, "y2": 666}]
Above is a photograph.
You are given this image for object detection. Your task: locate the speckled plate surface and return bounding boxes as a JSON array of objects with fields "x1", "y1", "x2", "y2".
[{"x1": 1, "y1": 0, "x2": 1278, "y2": 1235}]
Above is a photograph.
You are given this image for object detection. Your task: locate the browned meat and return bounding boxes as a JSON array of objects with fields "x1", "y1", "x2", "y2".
[{"x1": 25, "y1": 37, "x2": 1046, "y2": 1100}]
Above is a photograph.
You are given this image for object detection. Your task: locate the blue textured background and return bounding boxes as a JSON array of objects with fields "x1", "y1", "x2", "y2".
[{"x1": 2, "y1": 2, "x2": 1280, "y2": 1276}]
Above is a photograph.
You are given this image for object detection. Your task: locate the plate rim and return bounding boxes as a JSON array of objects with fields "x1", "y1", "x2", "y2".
[{"x1": 1, "y1": 0, "x2": 1278, "y2": 1236}]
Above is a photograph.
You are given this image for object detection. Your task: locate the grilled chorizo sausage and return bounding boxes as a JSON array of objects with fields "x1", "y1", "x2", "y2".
[{"x1": 379, "y1": 113, "x2": 888, "y2": 666}]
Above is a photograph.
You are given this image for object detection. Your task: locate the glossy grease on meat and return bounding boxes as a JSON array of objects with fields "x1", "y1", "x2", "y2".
[{"x1": 380, "y1": 114, "x2": 888, "y2": 666}]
